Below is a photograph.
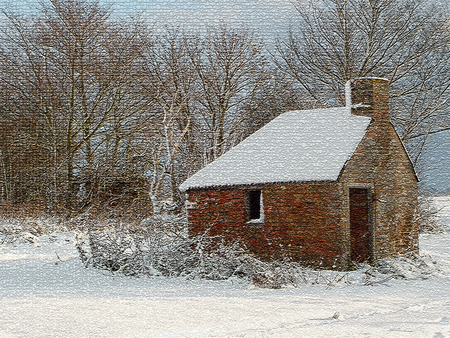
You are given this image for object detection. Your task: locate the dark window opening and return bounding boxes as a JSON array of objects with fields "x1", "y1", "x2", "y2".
[{"x1": 246, "y1": 190, "x2": 263, "y2": 222}]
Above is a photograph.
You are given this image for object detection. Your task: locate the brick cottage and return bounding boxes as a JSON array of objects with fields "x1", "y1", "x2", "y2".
[{"x1": 179, "y1": 77, "x2": 418, "y2": 269}]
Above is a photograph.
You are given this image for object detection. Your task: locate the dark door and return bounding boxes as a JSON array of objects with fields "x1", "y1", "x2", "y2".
[{"x1": 349, "y1": 188, "x2": 370, "y2": 263}]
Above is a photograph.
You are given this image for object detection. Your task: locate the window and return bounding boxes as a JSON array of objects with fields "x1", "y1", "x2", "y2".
[{"x1": 246, "y1": 190, "x2": 264, "y2": 223}]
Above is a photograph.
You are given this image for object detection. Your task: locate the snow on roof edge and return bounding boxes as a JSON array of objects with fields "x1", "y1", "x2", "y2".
[{"x1": 180, "y1": 178, "x2": 337, "y2": 192}]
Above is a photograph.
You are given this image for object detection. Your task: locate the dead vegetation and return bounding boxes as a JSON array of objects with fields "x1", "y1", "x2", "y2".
[{"x1": 416, "y1": 190, "x2": 445, "y2": 233}]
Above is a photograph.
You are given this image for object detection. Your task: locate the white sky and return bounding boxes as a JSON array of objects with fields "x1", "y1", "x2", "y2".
[{"x1": 7, "y1": 0, "x2": 304, "y2": 46}]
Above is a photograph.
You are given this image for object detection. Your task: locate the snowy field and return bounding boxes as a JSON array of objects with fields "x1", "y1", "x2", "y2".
[{"x1": 1, "y1": 199, "x2": 450, "y2": 338}]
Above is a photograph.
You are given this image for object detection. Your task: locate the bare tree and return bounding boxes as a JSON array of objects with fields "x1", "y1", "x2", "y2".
[
  {"x1": 0, "y1": 0, "x2": 152, "y2": 213},
  {"x1": 275, "y1": 0, "x2": 450, "y2": 171},
  {"x1": 238, "y1": 68, "x2": 314, "y2": 140},
  {"x1": 140, "y1": 28, "x2": 200, "y2": 209},
  {"x1": 40, "y1": 0, "x2": 151, "y2": 210},
  {"x1": 138, "y1": 26, "x2": 275, "y2": 210},
  {"x1": 188, "y1": 26, "x2": 271, "y2": 162},
  {"x1": 0, "y1": 11, "x2": 66, "y2": 209}
]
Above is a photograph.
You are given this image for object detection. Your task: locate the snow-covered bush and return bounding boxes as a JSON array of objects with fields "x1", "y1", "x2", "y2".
[
  {"x1": 76, "y1": 215, "x2": 250, "y2": 279},
  {"x1": 240, "y1": 258, "x2": 300, "y2": 288},
  {"x1": 0, "y1": 216, "x2": 68, "y2": 244},
  {"x1": 416, "y1": 191, "x2": 445, "y2": 233},
  {"x1": 76, "y1": 213, "x2": 301, "y2": 287},
  {"x1": 373, "y1": 251, "x2": 442, "y2": 280},
  {"x1": 80, "y1": 216, "x2": 439, "y2": 287},
  {"x1": 75, "y1": 208, "x2": 447, "y2": 287}
]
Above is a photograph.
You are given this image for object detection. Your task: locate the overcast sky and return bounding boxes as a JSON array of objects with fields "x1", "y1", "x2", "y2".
[{"x1": 5, "y1": 0, "x2": 304, "y2": 46}]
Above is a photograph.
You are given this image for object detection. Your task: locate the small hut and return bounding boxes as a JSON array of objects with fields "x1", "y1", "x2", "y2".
[{"x1": 180, "y1": 78, "x2": 418, "y2": 269}]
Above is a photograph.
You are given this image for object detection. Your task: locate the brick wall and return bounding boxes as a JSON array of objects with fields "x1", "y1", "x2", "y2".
[
  {"x1": 340, "y1": 121, "x2": 418, "y2": 260},
  {"x1": 186, "y1": 181, "x2": 349, "y2": 269},
  {"x1": 341, "y1": 77, "x2": 419, "y2": 260},
  {"x1": 262, "y1": 182, "x2": 347, "y2": 268}
]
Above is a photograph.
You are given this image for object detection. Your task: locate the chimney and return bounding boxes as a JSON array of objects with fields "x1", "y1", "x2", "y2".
[{"x1": 346, "y1": 77, "x2": 389, "y2": 122}]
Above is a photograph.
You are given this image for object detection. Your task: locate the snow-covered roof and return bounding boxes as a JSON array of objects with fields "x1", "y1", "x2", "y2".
[{"x1": 179, "y1": 107, "x2": 372, "y2": 191}]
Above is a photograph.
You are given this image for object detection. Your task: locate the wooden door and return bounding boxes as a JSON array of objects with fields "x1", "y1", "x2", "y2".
[{"x1": 349, "y1": 188, "x2": 370, "y2": 263}]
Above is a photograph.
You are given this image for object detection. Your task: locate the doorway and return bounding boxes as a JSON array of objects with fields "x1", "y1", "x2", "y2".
[{"x1": 349, "y1": 188, "x2": 371, "y2": 263}]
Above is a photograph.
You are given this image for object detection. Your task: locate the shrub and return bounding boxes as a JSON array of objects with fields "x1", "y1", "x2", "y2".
[
  {"x1": 416, "y1": 190, "x2": 444, "y2": 233},
  {"x1": 75, "y1": 213, "x2": 303, "y2": 287},
  {"x1": 373, "y1": 251, "x2": 442, "y2": 280},
  {"x1": 76, "y1": 215, "x2": 245, "y2": 279},
  {"x1": 0, "y1": 216, "x2": 69, "y2": 244},
  {"x1": 76, "y1": 209, "x2": 446, "y2": 288}
]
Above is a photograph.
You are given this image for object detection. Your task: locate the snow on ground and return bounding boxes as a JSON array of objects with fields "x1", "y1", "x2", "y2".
[{"x1": 1, "y1": 199, "x2": 450, "y2": 337}]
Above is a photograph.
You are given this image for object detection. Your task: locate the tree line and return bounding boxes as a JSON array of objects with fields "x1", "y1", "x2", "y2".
[{"x1": 0, "y1": 0, "x2": 449, "y2": 218}]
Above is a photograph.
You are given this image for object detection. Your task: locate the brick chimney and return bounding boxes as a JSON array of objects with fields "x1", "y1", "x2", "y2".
[{"x1": 346, "y1": 77, "x2": 389, "y2": 122}]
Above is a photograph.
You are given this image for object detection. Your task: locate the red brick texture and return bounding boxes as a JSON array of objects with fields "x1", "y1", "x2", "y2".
[
  {"x1": 185, "y1": 78, "x2": 418, "y2": 270},
  {"x1": 187, "y1": 182, "x2": 349, "y2": 269}
]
